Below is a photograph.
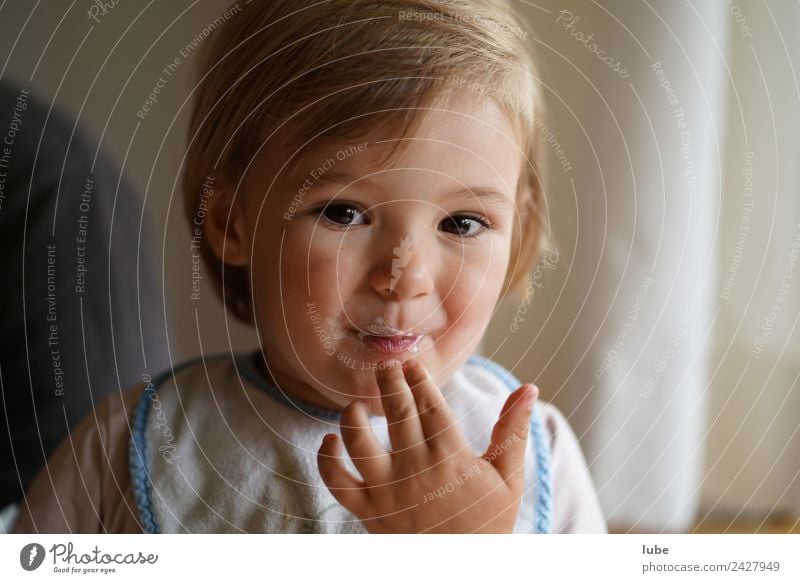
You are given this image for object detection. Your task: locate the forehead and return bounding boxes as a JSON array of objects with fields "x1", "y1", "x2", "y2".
[{"x1": 283, "y1": 92, "x2": 523, "y2": 199}]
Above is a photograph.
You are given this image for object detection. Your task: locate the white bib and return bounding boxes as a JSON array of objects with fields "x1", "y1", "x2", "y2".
[{"x1": 129, "y1": 351, "x2": 552, "y2": 533}]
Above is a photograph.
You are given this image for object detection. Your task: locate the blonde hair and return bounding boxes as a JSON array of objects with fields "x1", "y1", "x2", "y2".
[{"x1": 183, "y1": 0, "x2": 547, "y2": 324}]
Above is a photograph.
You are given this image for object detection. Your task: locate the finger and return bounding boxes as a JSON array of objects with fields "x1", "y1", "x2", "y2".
[
  {"x1": 403, "y1": 359, "x2": 466, "y2": 451},
  {"x1": 340, "y1": 399, "x2": 391, "y2": 484},
  {"x1": 483, "y1": 384, "x2": 538, "y2": 485},
  {"x1": 374, "y1": 360, "x2": 425, "y2": 452},
  {"x1": 317, "y1": 434, "x2": 369, "y2": 510}
]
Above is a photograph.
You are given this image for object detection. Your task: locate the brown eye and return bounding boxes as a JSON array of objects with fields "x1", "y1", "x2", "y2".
[
  {"x1": 440, "y1": 214, "x2": 492, "y2": 237},
  {"x1": 318, "y1": 203, "x2": 367, "y2": 226}
]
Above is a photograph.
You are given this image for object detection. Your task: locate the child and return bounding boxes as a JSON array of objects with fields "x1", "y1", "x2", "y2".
[{"x1": 14, "y1": 0, "x2": 605, "y2": 534}]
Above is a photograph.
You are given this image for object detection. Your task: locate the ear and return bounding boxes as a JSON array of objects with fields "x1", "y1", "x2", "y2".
[{"x1": 201, "y1": 185, "x2": 249, "y2": 268}]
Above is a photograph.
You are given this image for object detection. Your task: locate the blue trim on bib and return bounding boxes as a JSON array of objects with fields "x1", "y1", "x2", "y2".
[
  {"x1": 466, "y1": 354, "x2": 552, "y2": 534},
  {"x1": 130, "y1": 387, "x2": 158, "y2": 533},
  {"x1": 129, "y1": 356, "x2": 207, "y2": 534}
]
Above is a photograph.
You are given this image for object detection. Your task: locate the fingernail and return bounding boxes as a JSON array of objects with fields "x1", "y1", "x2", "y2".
[
  {"x1": 524, "y1": 385, "x2": 538, "y2": 411},
  {"x1": 384, "y1": 358, "x2": 401, "y2": 369}
]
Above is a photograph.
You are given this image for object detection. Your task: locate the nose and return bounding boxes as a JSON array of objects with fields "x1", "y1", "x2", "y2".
[{"x1": 368, "y1": 235, "x2": 435, "y2": 300}]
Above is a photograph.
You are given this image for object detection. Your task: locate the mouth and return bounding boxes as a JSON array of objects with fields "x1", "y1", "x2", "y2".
[
  {"x1": 350, "y1": 319, "x2": 434, "y2": 356},
  {"x1": 351, "y1": 324, "x2": 425, "y2": 355},
  {"x1": 360, "y1": 334, "x2": 423, "y2": 355}
]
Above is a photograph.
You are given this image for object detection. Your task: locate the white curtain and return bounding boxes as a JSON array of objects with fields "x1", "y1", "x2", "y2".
[
  {"x1": 486, "y1": 0, "x2": 799, "y2": 531},
  {"x1": 703, "y1": 1, "x2": 800, "y2": 520}
]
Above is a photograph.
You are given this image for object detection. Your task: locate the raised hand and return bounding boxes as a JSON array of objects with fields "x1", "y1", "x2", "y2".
[{"x1": 317, "y1": 358, "x2": 538, "y2": 533}]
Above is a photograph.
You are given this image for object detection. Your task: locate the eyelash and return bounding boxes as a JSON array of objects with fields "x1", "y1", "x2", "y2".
[{"x1": 310, "y1": 202, "x2": 497, "y2": 238}]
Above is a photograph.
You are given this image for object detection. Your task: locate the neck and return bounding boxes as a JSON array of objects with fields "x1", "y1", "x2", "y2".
[{"x1": 254, "y1": 351, "x2": 344, "y2": 414}]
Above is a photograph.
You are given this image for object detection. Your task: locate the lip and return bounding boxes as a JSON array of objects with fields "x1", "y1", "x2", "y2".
[
  {"x1": 361, "y1": 334, "x2": 423, "y2": 355},
  {"x1": 357, "y1": 323, "x2": 415, "y2": 336}
]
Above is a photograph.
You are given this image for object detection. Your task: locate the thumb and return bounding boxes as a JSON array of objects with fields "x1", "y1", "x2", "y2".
[{"x1": 483, "y1": 384, "x2": 538, "y2": 484}]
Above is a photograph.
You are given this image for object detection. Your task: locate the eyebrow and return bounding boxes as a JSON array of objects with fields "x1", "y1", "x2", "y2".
[{"x1": 300, "y1": 171, "x2": 515, "y2": 209}]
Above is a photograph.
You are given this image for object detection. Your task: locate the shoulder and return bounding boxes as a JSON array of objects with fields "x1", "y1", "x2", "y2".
[
  {"x1": 535, "y1": 400, "x2": 608, "y2": 534},
  {"x1": 97, "y1": 383, "x2": 148, "y2": 450},
  {"x1": 535, "y1": 400, "x2": 578, "y2": 453},
  {"x1": 13, "y1": 384, "x2": 145, "y2": 533}
]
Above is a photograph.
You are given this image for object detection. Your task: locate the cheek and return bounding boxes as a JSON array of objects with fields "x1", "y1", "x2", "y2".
[
  {"x1": 440, "y1": 244, "x2": 510, "y2": 325},
  {"x1": 304, "y1": 235, "x2": 359, "y2": 298},
  {"x1": 442, "y1": 241, "x2": 510, "y2": 293},
  {"x1": 444, "y1": 275, "x2": 497, "y2": 327},
  {"x1": 247, "y1": 219, "x2": 317, "y2": 324},
  {"x1": 252, "y1": 230, "x2": 342, "y2": 353},
  {"x1": 273, "y1": 225, "x2": 334, "y2": 285},
  {"x1": 277, "y1": 228, "x2": 363, "y2": 321}
]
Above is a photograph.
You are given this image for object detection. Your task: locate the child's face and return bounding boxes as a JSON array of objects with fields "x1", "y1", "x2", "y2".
[{"x1": 228, "y1": 93, "x2": 524, "y2": 416}]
